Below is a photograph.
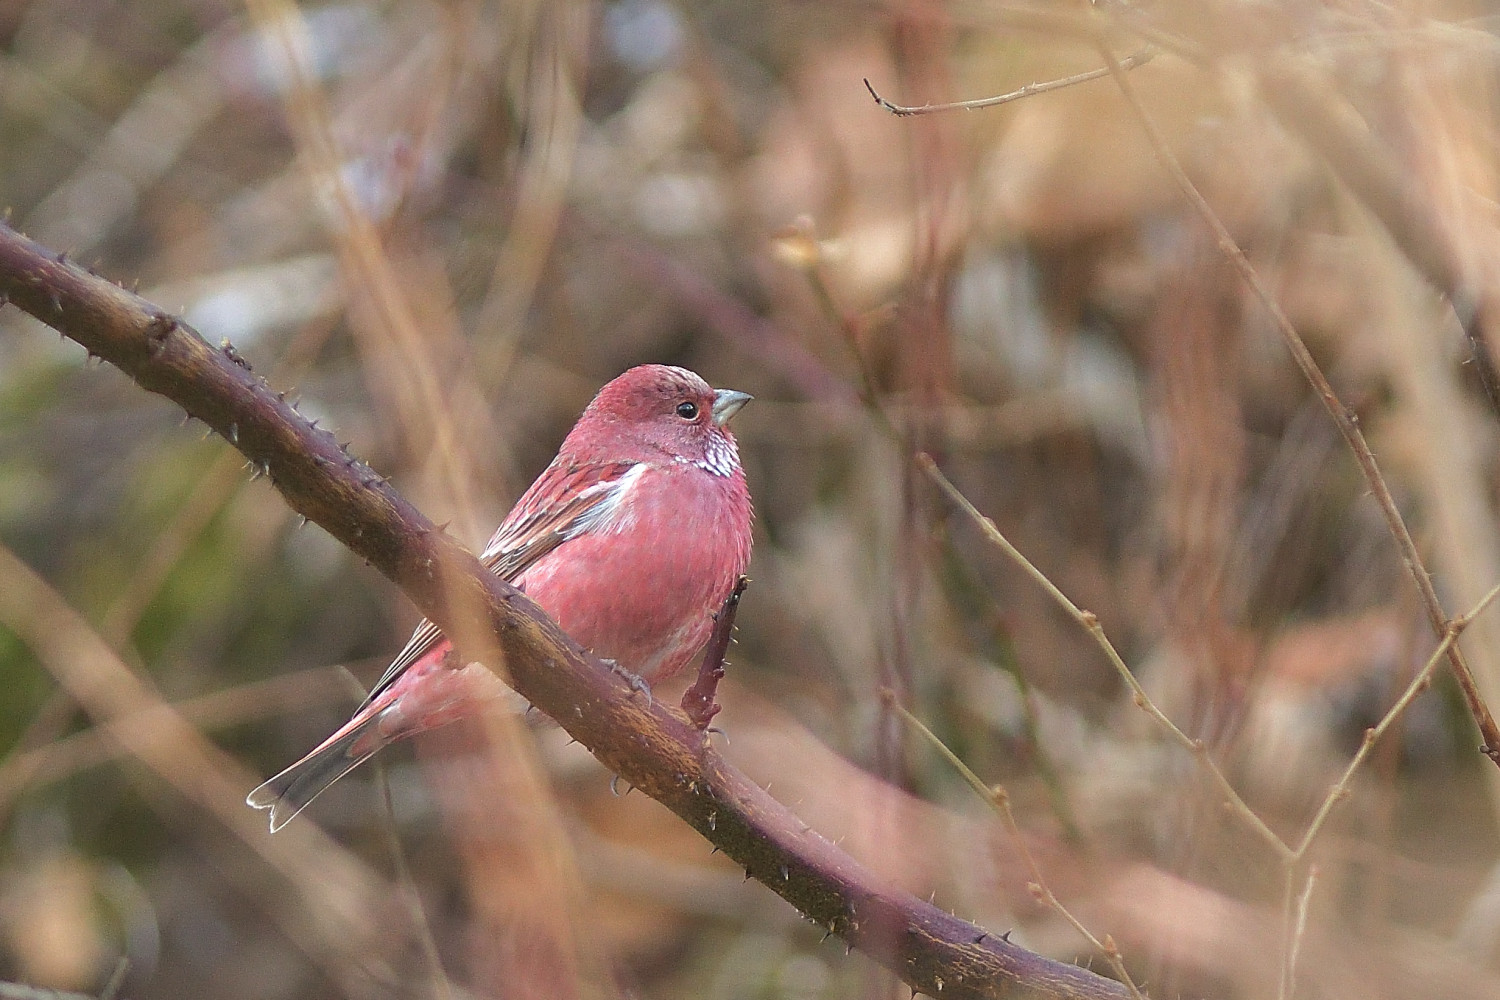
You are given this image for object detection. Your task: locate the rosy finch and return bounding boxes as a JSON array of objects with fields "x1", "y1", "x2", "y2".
[{"x1": 248, "y1": 364, "x2": 753, "y2": 831}]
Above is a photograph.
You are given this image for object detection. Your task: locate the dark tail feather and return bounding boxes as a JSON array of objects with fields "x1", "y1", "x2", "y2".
[{"x1": 246, "y1": 717, "x2": 384, "y2": 832}]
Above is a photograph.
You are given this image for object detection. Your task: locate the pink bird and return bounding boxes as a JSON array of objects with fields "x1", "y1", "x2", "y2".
[{"x1": 248, "y1": 365, "x2": 753, "y2": 831}]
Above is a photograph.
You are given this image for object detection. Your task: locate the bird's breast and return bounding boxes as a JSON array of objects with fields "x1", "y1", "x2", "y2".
[{"x1": 515, "y1": 464, "x2": 751, "y2": 682}]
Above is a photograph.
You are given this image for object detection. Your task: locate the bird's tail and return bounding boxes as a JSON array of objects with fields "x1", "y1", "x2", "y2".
[{"x1": 246, "y1": 714, "x2": 386, "y2": 833}]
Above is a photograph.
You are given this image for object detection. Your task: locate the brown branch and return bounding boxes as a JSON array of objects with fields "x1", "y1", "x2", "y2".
[
  {"x1": 0, "y1": 221, "x2": 1132, "y2": 1000},
  {"x1": 682, "y1": 576, "x2": 747, "y2": 729}
]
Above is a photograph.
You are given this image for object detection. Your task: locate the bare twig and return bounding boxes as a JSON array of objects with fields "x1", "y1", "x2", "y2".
[
  {"x1": 0, "y1": 544, "x2": 402, "y2": 998},
  {"x1": 1253, "y1": 56, "x2": 1500, "y2": 418},
  {"x1": 1281, "y1": 865, "x2": 1319, "y2": 1000},
  {"x1": 242, "y1": 0, "x2": 488, "y2": 540},
  {"x1": 98, "y1": 959, "x2": 128, "y2": 1000},
  {"x1": 864, "y1": 49, "x2": 1154, "y2": 117},
  {"x1": 772, "y1": 218, "x2": 901, "y2": 440},
  {"x1": 0, "y1": 666, "x2": 353, "y2": 809}
]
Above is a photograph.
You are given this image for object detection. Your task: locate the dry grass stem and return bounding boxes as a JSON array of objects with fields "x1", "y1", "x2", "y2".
[
  {"x1": 375, "y1": 759, "x2": 456, "y2": 1000},
  {"x1": 1279, "y1": 865, "x2": 1319, "y2": 1000}
]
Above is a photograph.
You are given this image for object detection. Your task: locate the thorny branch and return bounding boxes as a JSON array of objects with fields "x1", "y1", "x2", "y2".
[{"x1": 0, "y1": 220, "x2": 1131, "y2": 1000}]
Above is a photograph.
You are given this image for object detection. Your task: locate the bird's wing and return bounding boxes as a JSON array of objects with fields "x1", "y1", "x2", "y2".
[{"x1": 357, "y1": 459, "x2": 644, "y2": 709}]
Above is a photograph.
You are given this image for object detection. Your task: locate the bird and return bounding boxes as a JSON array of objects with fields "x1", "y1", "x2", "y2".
[{"x1": 247, "y1": 364, "x2": 754, "y2": 831}]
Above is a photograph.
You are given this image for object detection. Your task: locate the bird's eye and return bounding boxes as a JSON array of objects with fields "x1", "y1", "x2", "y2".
[{"x1": 676, "y1": 401, "x2": 699, "y2": 420}]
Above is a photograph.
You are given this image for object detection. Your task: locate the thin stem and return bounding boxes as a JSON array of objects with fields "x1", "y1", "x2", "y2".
[
  {"x1": 864, "y1": 49, "x2": 1154, "y2": 117},
  {"x1": 375, "y1": 759, "x2": 455, "y2": 1000},
  {"x1": 1279, "y1": 864, "x2": 1318, "y2": 1000}
]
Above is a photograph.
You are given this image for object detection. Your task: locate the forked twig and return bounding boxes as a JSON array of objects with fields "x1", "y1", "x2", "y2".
[{"x1": 864, "y1": 49, "x2": 1154, "y2": 117}]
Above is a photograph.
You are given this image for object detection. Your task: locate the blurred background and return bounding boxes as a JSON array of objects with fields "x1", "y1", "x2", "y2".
[{"x1": 3, "y1": 0, "x2": 1500, "y2": 997}]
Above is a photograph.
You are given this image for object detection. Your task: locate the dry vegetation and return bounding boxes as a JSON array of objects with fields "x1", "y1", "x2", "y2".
[{"x1": 3, "y1": 0, "x2": 1500, "y2": 998}]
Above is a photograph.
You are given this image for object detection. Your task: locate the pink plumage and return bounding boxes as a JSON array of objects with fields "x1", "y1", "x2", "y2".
[{"x1": 248, "y1": 365, "x2": 753, "y2": 831}]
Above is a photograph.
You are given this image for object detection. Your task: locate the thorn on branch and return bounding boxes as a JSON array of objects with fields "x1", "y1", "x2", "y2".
[
  {"x1": 144, "y1": 312, "x2": 178, "y2": 352},
  {"x1": 220, "y1": 339, "x2": 251, "y2": 370}
]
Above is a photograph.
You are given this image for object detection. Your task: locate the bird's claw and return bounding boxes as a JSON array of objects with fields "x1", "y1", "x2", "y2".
[{"x1": 602, "y1": 659, "x2": 654, "y2": 706}]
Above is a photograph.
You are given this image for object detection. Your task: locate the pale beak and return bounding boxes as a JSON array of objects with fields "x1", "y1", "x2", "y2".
[{"x1": 711, "y1": 388, "x2": 753, "y2": 427}]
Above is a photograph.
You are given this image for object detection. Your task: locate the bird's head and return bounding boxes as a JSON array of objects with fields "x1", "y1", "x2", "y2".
[{"x1": 568, "y1": 364, "x2": 751, "y2": 476}]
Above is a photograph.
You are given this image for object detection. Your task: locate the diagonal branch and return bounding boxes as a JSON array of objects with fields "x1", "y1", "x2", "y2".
[{"x1": 0, "y1": 221, "x2": 1132, "y2": 1000}]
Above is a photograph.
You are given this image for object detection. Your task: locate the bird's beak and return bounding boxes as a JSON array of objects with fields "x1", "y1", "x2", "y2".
[{"x1": 711, "y1": 388, "x2": 753, "y2": 427}]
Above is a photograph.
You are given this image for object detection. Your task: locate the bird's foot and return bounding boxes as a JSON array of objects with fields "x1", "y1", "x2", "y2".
[{"x1": 602, "y1": 659, "x2": 654, "y2": 706}]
